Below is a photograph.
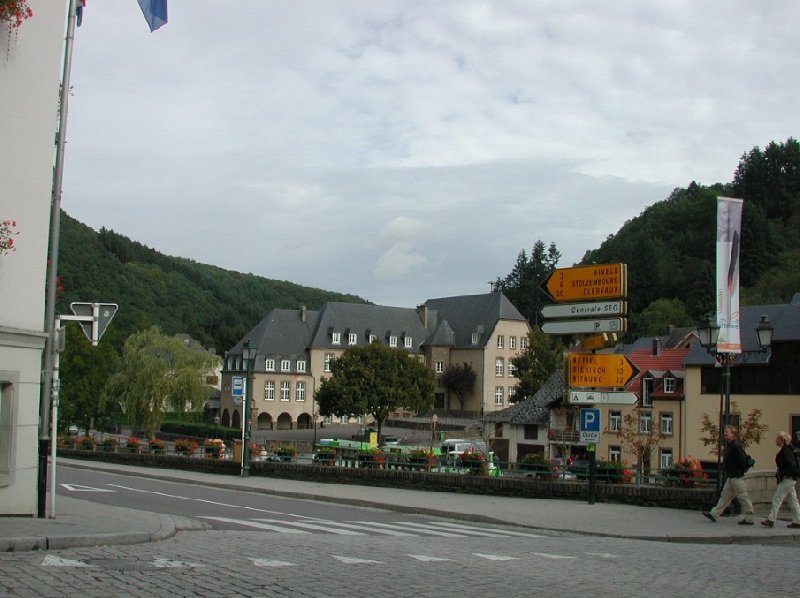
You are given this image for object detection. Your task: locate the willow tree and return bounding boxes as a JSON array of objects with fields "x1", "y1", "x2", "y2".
[
  {"x1": 315, "y1": 343, "x2": 435, "y2": 438},
  {"x1": 103, "y1": 326, "x2": 218, "y2": 436}
]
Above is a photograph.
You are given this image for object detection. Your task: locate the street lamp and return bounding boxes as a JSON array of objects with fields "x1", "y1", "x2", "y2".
[
  {"x1": 241, "y1": 339, "x2": 256, "y2": 478},
  {"x1": 697, "y1": 313, "x2": 773, "y2": 494}
]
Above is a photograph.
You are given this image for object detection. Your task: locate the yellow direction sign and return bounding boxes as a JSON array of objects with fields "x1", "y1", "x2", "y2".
[
  {"x1": 541, "y1": 264, "x2": 627, "y2": 303},
  {"x1": 579, "y1": 332, "x2": 620, "y2": 351},
  {"x1": 568, "y1": 352, "x2": 638, "y2": 389}
]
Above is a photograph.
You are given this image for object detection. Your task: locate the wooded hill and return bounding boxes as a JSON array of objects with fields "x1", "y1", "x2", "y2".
[
  {"x1": 56, "y1": 211, "x2": 368, "y2": 353},
  {"x1": 580, "y1": 138, "x2": 800, "y2": 337}
]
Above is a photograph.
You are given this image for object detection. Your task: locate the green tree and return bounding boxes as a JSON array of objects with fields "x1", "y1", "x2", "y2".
[
  {"x1": 440, "y1": 362, "x2": 477, "y2": 415},
  {"x1": 493, "y1": 240, "x2": 561, "y2": 325},
  {"x1": 314, "y1": 343, "x2": 435, "y2": 437},
  {"x1": 615, "y1": 412, "x2": 667, "y2": 485},
  {"x1": 59, "y1": 323, "x2": 120, "y2": 434},
  {"x1": 510, "y1": 327, "x2": 563, "y2": 402},
  {"x1": 634, "y1": 298, "x2": 692, "y2": 337},
  {"x1": 700, "y1": 402, "x2": 767, "y2": 456},
  {"x1": 103, "y1": 326, "x2": 218, "y2": 436}
]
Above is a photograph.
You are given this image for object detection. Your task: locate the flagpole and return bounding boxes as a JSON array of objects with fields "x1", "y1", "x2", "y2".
[{"x1": 39, "y1": 0, "x2": 79, "y2": 519}]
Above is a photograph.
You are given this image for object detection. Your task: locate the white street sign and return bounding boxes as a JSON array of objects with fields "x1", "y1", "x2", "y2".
[
  {"x1": 541, "y1": 317, "x2": 627, "y2": 335},
  {"x1": 540, "y1": 300, "x2": 627, "y2": 320},
  {"x1": 568, "y1": 390, "x2": 638, "y2": 405}
]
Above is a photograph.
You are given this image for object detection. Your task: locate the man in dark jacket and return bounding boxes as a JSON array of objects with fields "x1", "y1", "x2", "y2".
[
  {"x1": 761, "y1": 432, "x2": 800, "y2": 528},
  {"x1": 703, "y1": 425, "x2": 755, "y2": 524}
]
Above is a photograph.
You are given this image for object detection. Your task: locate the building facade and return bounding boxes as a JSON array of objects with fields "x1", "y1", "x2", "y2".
[
  {"x1": 219, "y1": 293, "x2": 531, "y2": 432},
  {"x1": 1, "y1": 3, "x2": 69, "y2": 515}
]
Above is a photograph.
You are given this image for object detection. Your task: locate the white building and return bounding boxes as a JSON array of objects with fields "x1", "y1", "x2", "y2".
[{"x1": 0, "y1": 2, "x2": 69, "y2": 515}]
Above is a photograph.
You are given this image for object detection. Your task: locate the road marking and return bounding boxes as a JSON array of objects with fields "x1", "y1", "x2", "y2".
[
  {"x1": 107, "y1": 484, "x2": 149, "y2": 493},
  {"x1": 473, "y1": 553, "x2": 519, "y2": 561},
  {"x1": 429, "y1": 521, "x2": 545, "y2": 538},
  {"x1": 306, "y1": 519, "x2": 416, "y2": 536},
  {"x1": 198, "y1": 516, "x2": 310, "y2": 533},
  {"x1": 151, "y1": 492, "x2": 191, "y2": 500},
  {"x1": 254, "y1": 518, "x2": 365, "y2": 535},
  {"x1": 533, "y1": 552, "x2": 576, "y2": 560},
  {"x1": 364, "y1": 521, "x2": 464, "y2": 537},
  {"x1": 42, "y1": 555, "x2": 94, "y2": 567},
  {"x1": 423, "y1": 521, "x2": 544, "y2": 538},
  {"x1": 408, "y1": 555, "x2": 451, "y2": 562},
  {"x1": 586, "y1": 552, "x2": 620, "y2": 559},
  {"x1": 60, "y1": 483, "x2": 114, "y2": 493},
  {"x1": 333, "y1": 556, "x2": 383, "y2": 564},
  {"x1": 195, "y1": 498, "x2": 238, "y2": 508},
  {"x1": 251, "y1": 558, "x2": 297, "y2": 567}
]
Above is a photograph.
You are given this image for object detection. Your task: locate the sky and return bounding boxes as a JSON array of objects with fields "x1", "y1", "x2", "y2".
[{"x1": 61, "y1": 1, "x2": 800, "y2": 308}]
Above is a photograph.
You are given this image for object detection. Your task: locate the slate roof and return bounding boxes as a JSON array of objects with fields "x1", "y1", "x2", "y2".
[
  {"x1": 487, "y1": 369, "x2": 564, "y2": 424},
  {"x1": 685, "y1": 294, "x2": 800, "y2": 366},
  {"x1": 231, "y1": 308, "x2": 320, "y2": 365},
  {"x1": 310, "y1": 302, "x2": 430, "y2": 352},
  {"x1": 423, "y1": 292, "x2": 527, "y2": 349}
]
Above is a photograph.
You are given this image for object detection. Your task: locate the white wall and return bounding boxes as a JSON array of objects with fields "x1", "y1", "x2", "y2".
[{"x1": 0, "y1": 1, "x2": 69, "y2": 515}]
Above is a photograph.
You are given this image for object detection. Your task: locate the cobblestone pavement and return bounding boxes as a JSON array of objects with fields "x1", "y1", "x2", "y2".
[{"x1": 1, "y1": 522, "x2": 797, "y2": 597}]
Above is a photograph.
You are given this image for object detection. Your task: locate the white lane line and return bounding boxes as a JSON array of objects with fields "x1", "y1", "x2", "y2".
[
  {"x1": 194, "y1": 498, "x2": 238, "y2": 508},
  {"x1": 304, "y1": 519, "x2": 416, "y2": 536},
  {"x1": 473, "y1": 553, "x2": 519, "y2": 561},
  {"x1": 198, "y1": 516, "x2": 310, "y2": 533},
  {"x1": 60, "y1": 484, "x2": 115, "y2": 493},
  {"x1": 532, "y1": 552, "x2": 577, "y2": 560},
  {"x1": 333, "y1": 556, "x2": 383, "y2": 564},
  {"x1": 251, "y1": 558, "x2": 297, "y2": 567},
  {"x1": 254, "y1": 519, "x2": 365, "y2": 535},
  {"x1": 429, "y1": 521, "x2": 545, "y2": 538},
  {"x1": 355, "y1": 521, "x2": 464, "y2": 537},
  {"x1": 152, "y1": 492, "x2": 191, "y2": 500},
  {"x1": 586, "y1": 552, "x2": 620, "y2": 559},
  {"x1": 408, "y1": 555, "x2": 452, "y2": 562}
]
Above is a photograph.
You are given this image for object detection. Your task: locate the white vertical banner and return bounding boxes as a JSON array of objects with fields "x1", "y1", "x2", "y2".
[{"x1": 716, "y1": 196, "x2": 743, "y2": 353}]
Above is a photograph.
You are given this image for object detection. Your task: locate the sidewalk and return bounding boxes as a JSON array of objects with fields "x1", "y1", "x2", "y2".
[{"x1": 2, "y1": 458, "x2": 799, "y2": 552}]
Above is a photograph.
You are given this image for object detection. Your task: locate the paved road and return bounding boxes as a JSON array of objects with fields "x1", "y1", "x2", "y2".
[{"x1": 1, "y1": 522, "x2": 796, "y2": 597}]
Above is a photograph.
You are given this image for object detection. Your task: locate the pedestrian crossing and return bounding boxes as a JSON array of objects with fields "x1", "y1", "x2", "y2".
[{"x1": 197, "y1": 515, "x2": 545, "y2": 539}]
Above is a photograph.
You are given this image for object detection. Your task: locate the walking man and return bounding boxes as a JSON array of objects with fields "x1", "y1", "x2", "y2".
[
  {"x1": 761, "y1": 432, "x2": 800, "y2": 528},
  {"x1": 703, "y1": 425, "x2": 755, "y2": 525}
]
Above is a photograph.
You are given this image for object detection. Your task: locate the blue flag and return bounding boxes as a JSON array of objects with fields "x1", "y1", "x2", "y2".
[{"x1": 137, "y1": 0, "x2": 168, "y2": 32}]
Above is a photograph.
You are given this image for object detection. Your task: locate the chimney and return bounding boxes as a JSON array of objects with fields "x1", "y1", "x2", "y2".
[
  {"x1": 417, "y1": 304, "x2": 428, "y2": 327},
  {"x1": 300, "y1": 305, "x2": 306, "y2": 322},
  {"x1": 652, "y1": 338, "x2": 661, "y2": 356}
]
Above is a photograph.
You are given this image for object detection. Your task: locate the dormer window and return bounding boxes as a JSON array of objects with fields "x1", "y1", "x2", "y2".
[
  {"x1": 348, "y1": 332, "x2": 357, "y2": 346},
  {"x1": 281, "y1": 359, "x2": 291, "y2": 372},
  {"x1": 641, "y1": 376, "x2": 654, "y2": 407},
  {"x1": 265, "y1": 359, "x2": 275, "y2": 371},
  {"x1": 472, "y1": 332, "x2": 480, "y2": 344},
  {"x1": 664, "y1": 377, "x2": 675, "y2": 393},
  {"x1": 332, "y1": 332, "x2": 341, "y2": 345},
  {"x1": 404, "y1": 336, "x2": 413, "y2": 348},
  {"x1": 369, "y1": 334, "x2": 377, "y2": 344},
  {"x1": 296, "y1": 360, "x2": 306, "y2": 373},
  {"x1": 389, "y1": 335, "x2": 398, "y2": 348}
]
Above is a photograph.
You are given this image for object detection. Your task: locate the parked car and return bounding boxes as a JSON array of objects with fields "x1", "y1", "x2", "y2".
[{"x1": 67, "y1": 424, "x2": 79, "y2": 435}]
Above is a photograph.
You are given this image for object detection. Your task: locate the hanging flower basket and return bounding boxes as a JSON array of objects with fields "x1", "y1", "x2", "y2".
[
  {"x1": 1, "y1": 1, "x2": 33, "y2": 31},
  {"x1": 0, "y1": 220, "x2": 19, "y2": 255}
]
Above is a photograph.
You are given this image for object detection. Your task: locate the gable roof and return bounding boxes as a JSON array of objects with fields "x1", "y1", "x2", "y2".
[
  {"x1": 424, "y1": 292, "x2": 527, "y2": 349},
  {"x1": 626, "y1": 347, "x2": 690, "y2": 394}
]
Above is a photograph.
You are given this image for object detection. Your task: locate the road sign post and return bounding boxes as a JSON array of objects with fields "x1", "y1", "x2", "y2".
[{"x1": 568, "y1": 390, "x2": 639, "y2": 405}]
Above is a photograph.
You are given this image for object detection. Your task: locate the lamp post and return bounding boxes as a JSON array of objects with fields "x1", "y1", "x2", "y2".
[
  {"x1": 241, "y1": 339, "x2": 255, "y2": 478},
  {"x1": 697, "y1": 313, "x2": 773, "y2": 494}
]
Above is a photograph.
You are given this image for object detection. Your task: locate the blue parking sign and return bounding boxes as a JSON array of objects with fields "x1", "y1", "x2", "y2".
[{"x1": 580, "y1": 408, "x2": 601, "y2": 432}]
